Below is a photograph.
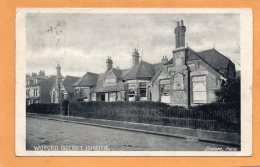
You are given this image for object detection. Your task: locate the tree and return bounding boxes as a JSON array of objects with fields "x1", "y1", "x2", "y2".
[{"x1": 215, "y1": 76, "x2": 240, "y2": 106}]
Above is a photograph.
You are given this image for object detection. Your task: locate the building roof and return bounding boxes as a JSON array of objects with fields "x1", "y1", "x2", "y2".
[
  {"x1": 73, "y1": 72, "x2": 99, "y2": 87},
  {"x1": 197, "y1": 48, "x2": 231, "y2": 70},
  {"x1": 123, "y1": 61, "x2": 158, "y2": 81},
  {"x1": 165, "y1": 47, "x2": 233, "y2": 77},
  {"x1": 189, "y1": 48, "x2": 233, "y2": 77},
  {"x1": 153, "y1": 63, "x2": 163, "y2": 74},
  {"x1": 121, "y1": 69, "x2": 130, "y2": 77},
  {"x1": 76, "y1": 47, "x2": 234, "y2": 92},
  {"x1": 62, "y1": 76, "x2": 80, "y2": 93}
]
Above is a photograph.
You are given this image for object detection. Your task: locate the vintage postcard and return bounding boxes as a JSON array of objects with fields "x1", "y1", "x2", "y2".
[{"x1": 16, "y1": 8, "x2": 252, "y2": 156}]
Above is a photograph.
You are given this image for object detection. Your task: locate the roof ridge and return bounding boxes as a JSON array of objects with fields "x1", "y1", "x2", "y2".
[
  {"x1": 211, "y1": 49, "x2": 230, "y2": 62},
  {"x1": 141, "y1": 60, "x2": 154, "y2": 66},
  {"x1": 197, "y1": 48, "x2": 231, "y2": 67},
  {"x1": 152, "y1": 62, "x2": 162, "y2": 65},
  {"x1": 197, "y1": 48, "x2": 215, "y2": 53},
  {"x1": 87, "y1": 71, "x2": 99, "y2": 75},
  {"x1": 198, "y1": 48, "x2": 229, "y2": 60},
  {"x1": 65, "y1": 75, "x2": 80, "y2": 78}
]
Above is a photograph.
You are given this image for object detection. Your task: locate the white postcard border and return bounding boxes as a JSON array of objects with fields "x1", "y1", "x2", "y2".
[{"x1": 15, "y1": 8, "x2": 252, "y2": 156}]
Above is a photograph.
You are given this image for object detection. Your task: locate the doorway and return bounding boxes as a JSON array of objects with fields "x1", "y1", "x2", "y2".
[{"x1": 101, "y1": 94, "x2": 105, "y2": 101}]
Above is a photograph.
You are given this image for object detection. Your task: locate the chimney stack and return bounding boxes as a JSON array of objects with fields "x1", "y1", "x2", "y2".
[
  {"x1": 174, "y1": 20, "x2": 186, "y2": 48},
  {"x1": 39, "y1": 70, "x2": 45, "y2": 76},
  {"x1": 106, "y1": 56, "x2": 113, "y2": 71},
  {"x1": 132, "y1": 48, "x2": 140, "y2": 66},
  {"x1": 56, "y1": 63, "x2": 61, "y2": 78},
  {"x1": 161, "y1": 56, "x2": 168, "y2": 64}
]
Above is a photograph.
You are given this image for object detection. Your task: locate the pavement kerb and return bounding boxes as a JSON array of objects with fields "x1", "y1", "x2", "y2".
[
  {"x1": 27, "y1": 115, "x2": 187, "y2": 138},
  {"x1": 27, "y1": 114, "x2": 240, "y2": 147}
]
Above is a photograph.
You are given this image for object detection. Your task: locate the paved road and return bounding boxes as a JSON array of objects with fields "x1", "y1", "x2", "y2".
[{"x1": 26, "y1": 117, "x2": 239, "y2": 151}]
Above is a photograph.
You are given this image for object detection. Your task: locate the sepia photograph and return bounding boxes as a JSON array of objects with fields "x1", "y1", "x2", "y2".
[{"x1": 15, "y1": 8, "x2": 252, "y2": 156}]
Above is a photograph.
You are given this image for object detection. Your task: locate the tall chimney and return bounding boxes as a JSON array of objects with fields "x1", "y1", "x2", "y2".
[
  {"x1": 174, "y1": 20, "x2": 186, "y2": 48},
  {"x1": 106, "y1": 57, "x2": 113, "y2": 71},
  {"x1": 132, "y1": 48, "x2": 140, "y2": 66}
]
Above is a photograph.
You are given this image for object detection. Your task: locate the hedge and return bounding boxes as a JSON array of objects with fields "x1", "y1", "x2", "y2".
[
  {"x1": 27, "y1": 103, "x2": 60, "y2": 115},
  {"x1": 27, "y1": 101, "x2": 240, "y2": 133}
]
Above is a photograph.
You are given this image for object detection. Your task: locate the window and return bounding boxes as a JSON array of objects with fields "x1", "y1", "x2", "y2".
[
  {"x1": 82, "y1": 88, "x2": 88, "y2": 97},
  {"x1": 139, "y1": 82, "x2": 146, "y2": 97},
  {"x1": 160, "y1": 85, "x2": 170, "y2": 95},
  {"x1": 160, "y1": 79, "x2": 170, "y2": 94},
  {"x1": 192, "y1": 76, "x2": 207, "y2": 103},
  {"x1": 26, "y1": 90, "x2": 30, "y2": 97},
  {"x1": 27, "y1": 100, "x2": 30, "y2": 106},
  {"x1": 109, "y1": 92, "x2": 116, "y2": 102},
  {"x1": 91, "y1": 93, "x2": 96, "y2": 101},
  {"x1": 33, "y1": 89, "x2": 38, "y2": 97},
  {"x1": 140, "y1": 89, "x2": 146, "y2": 97},
  {"x1": 128, "y1": 83, "x2": 135, "y2": 97},
  {"x1": 160, "y1": 79, "x2": 171, "y2": 104},
  {"x1": 117, "y1": 92, "x2": 122, "y2": 101},
  {"x1": 128, "y1": 89, "x2": 135, "y2": 97}
]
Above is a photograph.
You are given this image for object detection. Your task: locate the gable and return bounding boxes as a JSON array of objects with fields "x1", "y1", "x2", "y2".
[
  {"x1": 197, "y1": 49, "x2": 230, "y2": 71},
  {"x1": 104, "y1": 72, "x2": 117, "y2": 85},
  {"x1": 187, "y1": 48, "x2": 233, "y2": 78},
  {"x1": 148, "y1": 66, "x2": 171, "y2": 86}
]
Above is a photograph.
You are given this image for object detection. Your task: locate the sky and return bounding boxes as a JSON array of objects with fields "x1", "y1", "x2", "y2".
[{"x1": 26, "y1": 12, "x2": 240, "y2": 77}]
